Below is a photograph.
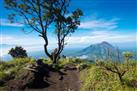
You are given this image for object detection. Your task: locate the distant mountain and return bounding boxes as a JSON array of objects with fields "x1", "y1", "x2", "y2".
[{"x1": 74, "y1": 41, "x2": 123, "y2": 61}]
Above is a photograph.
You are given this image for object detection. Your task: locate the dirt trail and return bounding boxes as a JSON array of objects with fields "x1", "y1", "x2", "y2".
[
  {"x1": 45, "y1": 68, "x2": 80, "y2": 91},
  {"x1": 8, "y1": 64, "x2": 80, "y2": 91}
]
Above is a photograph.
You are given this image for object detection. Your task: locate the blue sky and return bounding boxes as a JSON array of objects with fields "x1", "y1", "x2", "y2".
[{"x1": 0, "y1": 0, "x2": 137, "y2": 55}]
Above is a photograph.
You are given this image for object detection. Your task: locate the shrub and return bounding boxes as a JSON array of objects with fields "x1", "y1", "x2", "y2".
[
  {"x1": 0, "y1": 58, "x2": 36, "y2": 86},
  {"x1": 0, "y1": 72, "x2": 12, "y2": 86},
  {"x1": 77, "y1": 63, "x2": 90, "y2": 71},
  {"x1": 125, "y1": 77, "x2": 137, "y2": 88},
  {"x1": 52, "y1": 64, "x2": 63, "y2": 70},
  {"x1": 0, "y1": 70, "x2": 17, "y2": 86},
  {"x1": 0, "y1": 62, "x2": 15, "y2": 71},
  {"x1": 80, "y1": 60, "x2": 137, "y2": 91},
  {"x1": 0, "y1": 79, "x2": 5, "y2": 86},
  {"x1": 8, "y1": 46, "x2": 28, "y2": 58},
  {"x1": 0, "y1": 61, "x2": 5, "y2": 65}
]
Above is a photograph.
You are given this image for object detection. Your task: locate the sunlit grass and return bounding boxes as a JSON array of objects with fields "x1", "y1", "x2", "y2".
[
  {"x1": 80, "y1": 60, "x2": 137, "y2": 91},
  {"x1": 0, "y1": 58, "x2": 137, "y2": 91}
]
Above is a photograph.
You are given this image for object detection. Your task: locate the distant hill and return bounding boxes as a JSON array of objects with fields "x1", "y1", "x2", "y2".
[{"x1": 74, "y1": 41, "x2": 123, "y2": 61}]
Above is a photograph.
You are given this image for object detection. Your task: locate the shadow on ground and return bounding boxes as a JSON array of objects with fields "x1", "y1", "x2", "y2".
[{"x1": 8, "y1": 60, "x2": 80, "y2": 91}]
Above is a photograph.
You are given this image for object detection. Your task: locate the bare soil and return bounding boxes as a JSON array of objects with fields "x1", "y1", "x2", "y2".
[{"x1": 7, "y1": 63, "x2": 80, "y2": 91}]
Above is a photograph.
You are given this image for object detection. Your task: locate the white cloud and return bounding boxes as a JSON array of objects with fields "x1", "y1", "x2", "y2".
[
  {"x1": 1, "y1": 30, "x2": 136, "y2": 47},
  {"x1": 0, "y1": 49, "x2": 9, "y2": 57},
  {"x1": 79, "y1": 18, "x2": 118, "y2": 30},
  {"x1": 66, "y1": 30, "x2": 137, "y2": 45},
  {"x1": 0, "y1": 34, "x2": 43, "y2": 45},
  {"x1": 0, "y1": 34, "x2": 56, "y2": 56},
  {"x1": 0, "y1": 45, "x2": 43, "y2": 57},
  {"x1": 0, "y1": 18, "x2": 24, "y2": 27},
  {"x1": 0, "y1": 35, "x2": 15, "y2": 43},
  {"x1": 0, "y1": 30, "x2": 136, "y2": 57}
]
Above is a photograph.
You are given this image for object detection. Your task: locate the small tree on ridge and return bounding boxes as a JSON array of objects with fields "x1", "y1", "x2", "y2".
[{"x1": 8, "y1": 46, "x2": 28, "y2": 58}]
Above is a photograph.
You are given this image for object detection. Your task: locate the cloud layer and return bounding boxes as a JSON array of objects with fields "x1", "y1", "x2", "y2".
[
  {"x1": 0, "y1": 18, "x2": 24, "y2": 27},
  {"x1": 1, "y1": 17, "x2": 136, "y2": 53},
  {"x1": 79, "y1": 18, "x2": 119, "y2": 30},
  {"x1": 67, "y1": 30, "x2": 137, "y2": 45}
]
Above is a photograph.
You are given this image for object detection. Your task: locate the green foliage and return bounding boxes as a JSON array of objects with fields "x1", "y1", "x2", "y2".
[
  {"x1": 0, "y1": 71, "x2": 13, "y2": 81},
  {"x1": 0, "y1": 70, "x2": 16, "y2": 86},
  {"x1": 77, "y1": 63, "x2": 90, "y2": 71},
  {"x1": 52, "y1": 63, "x2": 63, "y2": 70},
  {"x1": 39, "y1": 58, "x2": 52, "y2": 65},
  {"x1": 8, "y1": 46, "x2": 28, "y2": 58},
  {"x1": 0, "y1": 61, "x2": 5, "y2": 65},
  {"x1": 124, "y1": 77, "x2": 137, "y2": 88},
  {"x1": 58, "y1": 58, "x2": 91, "y2": 70},
  {"x1": 80, "y1": 60, "x2": 137, "y2": 91},
  {"x1": 0, "y1": 58, "x2": 35, "y2": 86},
  {"x1": 0, "y1": 57, "x2": 136, "y2": 91},
  {"x1": 4, "y1": 0, "x2": 83, "y2": 64},
  {"x1": 123, "y1": 52, "x2": 134, "y2": 59},
  {"x1": 96, "y1": 51, "x2": 136, "y2": 85}
]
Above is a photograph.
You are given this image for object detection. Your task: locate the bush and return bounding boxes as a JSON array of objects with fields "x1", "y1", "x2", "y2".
[
  {"x1": 0, "y1": 62, "x2": 15, "y2": 71},
  {"x1": 0, "y1": 69, "x2": 18, "y2": 86},
  {"x1": 125, "y1": 77, "x2": 137, "y2": 88},
  {"x1": 0, "y1": 61, "x2": 5, "y2": 65},
  {"x1": 77, "y1": 63, "x2": 90, "y2": 71},
  {"x1": 8, "y1": 46, "x2": 28, "y2": 58},
  {"x1": 80, "y1": 60, "x2": 137, "y2": 91},
  {"x1": 39, "y1": 58, "x2": 52, "y2": 65},
  {"x1": 0, "y1": 72, "x2": 12, "y2": 86},
  {"x1": 0, "y1": 58, "x2": 35, "y2": 86},
  {"x1": 0, "y1": 79, "x2": 5, "y2": 86}
]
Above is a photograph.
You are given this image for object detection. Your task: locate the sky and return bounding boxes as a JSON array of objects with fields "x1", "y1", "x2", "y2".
[{"x1": 0, "y1": 0, "x2": 137, "y2": 56}]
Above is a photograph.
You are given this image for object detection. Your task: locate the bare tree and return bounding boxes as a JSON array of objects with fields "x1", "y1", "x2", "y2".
[
  {"x1": 97, "y1": 48, "x2": 132, "y2": 84},
  {"x1": 98, "y1": 61, "x2": 127, "y2": 84}
]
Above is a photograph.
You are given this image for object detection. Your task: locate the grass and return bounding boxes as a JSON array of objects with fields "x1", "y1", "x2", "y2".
[
  {"x1": 0, "y1": 58, "x2": 35, "y2": 87},
  {"x1": 80, "y1": 60, "x2": 137, "y2": 91},
  {"x1": 0, "y1": 57, "x2": 137, "y2": 91}
]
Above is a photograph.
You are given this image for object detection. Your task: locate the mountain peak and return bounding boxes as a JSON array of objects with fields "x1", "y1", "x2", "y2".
[
  {"x1": 99, "y1": 41, "x2": 113, "y2": 47},
  {"x1": 76, "y1": 41, "x2": 122, "y2": 61},
  {"x1": 101, "y1": 41, "x2": 110, "y2": 45}
]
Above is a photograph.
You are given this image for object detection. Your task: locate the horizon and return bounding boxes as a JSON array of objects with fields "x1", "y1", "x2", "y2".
[
  {"x1": 0, "y1": 0, "x2": 137, "y2": 57},
  {"x1": 0, "y1": 41, "x2": 136, "y2": 60}
]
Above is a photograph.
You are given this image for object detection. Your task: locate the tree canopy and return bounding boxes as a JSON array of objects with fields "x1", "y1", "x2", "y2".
[
  {"x1": 8, "y1": 46, "x2": 28, "y2": 58},
  {"x1": 4, "y1": 0, "x2": 83, "y2": 63}
]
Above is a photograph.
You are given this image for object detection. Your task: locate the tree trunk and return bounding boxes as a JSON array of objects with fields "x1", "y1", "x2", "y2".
[
  {"x1": 43, "y1": 44, "x2": 60, "y2": 64},
  {"x1": 44, "y1": 44, "x2": 51, "y2": 58},
  {"x1": 52, "y1": 54, "x2": 60, "y2": 64},
  {"x1": 118, "y1": 73, "x2": 124, "y2": 85},
  {"x1": 52, "y1": 54, "x2": 57, "y2": 64}
]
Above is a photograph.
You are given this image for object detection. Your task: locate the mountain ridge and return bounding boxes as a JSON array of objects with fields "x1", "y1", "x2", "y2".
[{"x1": 74, "y1": 41, "x2": 123, "y2": 61}]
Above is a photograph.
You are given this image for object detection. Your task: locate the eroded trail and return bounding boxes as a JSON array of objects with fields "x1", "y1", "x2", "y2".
[
  {"x1": 8, "y1": 64, "x2": 80, "y2": 91},
  {"x1": 44, "y1": 64, "x2": 80, "y2": 91}
]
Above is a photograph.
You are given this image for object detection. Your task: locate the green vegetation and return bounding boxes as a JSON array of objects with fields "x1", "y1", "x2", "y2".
[
  {"x1": 0, "y1": 58, "x2": 35, "y2": 87},
  {"x1": 4, "y1": 0, "x2": 83, "y2": 64},
  {"x1": 80, "y1": 52, "x2": 137, "y2": 91},
  {"x1": 8, "y1": 46, "x2": 28, "y2": 58},
  {"x1": 80, "y1": 60, "x2": 137, "y2": 91},
  {"x1": 0, "y1": 57, "x2": 137, "y2": 91}
]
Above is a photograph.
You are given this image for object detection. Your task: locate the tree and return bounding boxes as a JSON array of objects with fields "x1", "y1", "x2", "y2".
[
  {"x1": 8, "y1": 46, "x2": 28, "y2": 58},
  {"x1": 123, "y1": 52, "x2": 134, "y2": 64},
  {"x1": 96, "y1": 48, "x2": 129, "y2": 84},
  {"x1": 97, "y1": 61, "x2": 127, "y2": 84},
  {"x1": 4, "y1": 0, "x2": 83, "y2": 64}
]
